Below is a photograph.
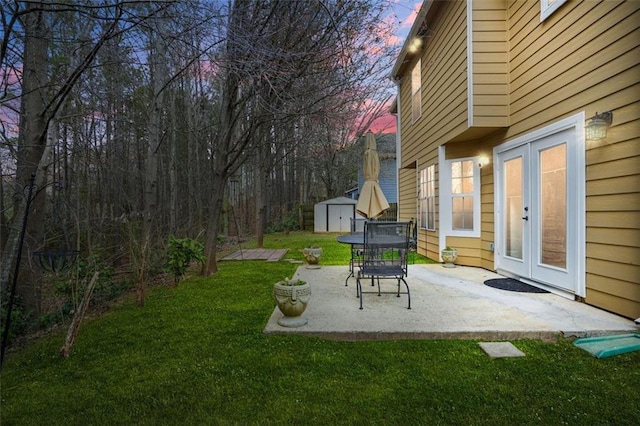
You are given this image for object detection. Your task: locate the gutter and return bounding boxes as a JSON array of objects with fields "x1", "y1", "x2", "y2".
[{"x1": 394, "y1": 78, "x2": 402, "y2": 221}]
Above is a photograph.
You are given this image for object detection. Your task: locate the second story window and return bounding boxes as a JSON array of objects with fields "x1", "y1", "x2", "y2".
[
  {"x1": 540, "y1": 0, "x2": 567, "y2": 21},
  {"x1": 411, "y1": 59, "x2": 421, "y2": 123}
]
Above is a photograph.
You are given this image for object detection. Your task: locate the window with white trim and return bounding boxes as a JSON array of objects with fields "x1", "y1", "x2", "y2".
[
  {"x1": 540, "y1": 0, "x2": 567, "y2": 22},
  {"x1": 441, "y1": 157, "x2": 481, "y2": 237},
  {"x1": 418, "y1": 164, "x2": 436, "y2": 230},
  {"x1": 451, "y1": 160, "x2": 474, "y2": 230},
  {"x1": 411, "y1": 59, "x2": 421, "y2": 123}
]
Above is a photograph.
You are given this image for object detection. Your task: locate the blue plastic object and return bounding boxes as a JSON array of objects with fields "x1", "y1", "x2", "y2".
[{"x1": 573, "y1": 333, "x2": 640, "y2": 358}]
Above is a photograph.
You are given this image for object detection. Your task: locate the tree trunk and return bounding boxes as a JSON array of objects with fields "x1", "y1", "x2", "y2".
[
  {"x1": 139, "y1": 31, "x2": 166, "y2": 307},
  {"x1": 0, "y1": 4, "x2": 49, "y2": 310},
  {"x1": 0, "y1": 178, "x2": 6, "y2": 259},
  {"x1": 202, "y1": 173, "x2": 226, "y2": 276},
  {"x1": 255, "y1": 161, "x2": 265, "y2": 249}
]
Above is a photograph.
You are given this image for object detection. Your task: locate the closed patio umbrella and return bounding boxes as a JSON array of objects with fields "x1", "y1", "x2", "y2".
[{"x1": 356, "y1": 132, "x2": 390, "y2": 219}]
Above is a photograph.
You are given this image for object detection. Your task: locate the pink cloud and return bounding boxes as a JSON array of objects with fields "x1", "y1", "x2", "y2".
[
  {"x1": 384, "y1": 1, "x2": 422, "y2": 47},
  {"x1": 1, "y1": 66, "x2": 22, "y2": 138},
  {"x1": 402, "y1": 2, "x2": 421, "y2": 29},
  {"x1": 368, "y1": 114, "x2": 396, "y2": 134}
]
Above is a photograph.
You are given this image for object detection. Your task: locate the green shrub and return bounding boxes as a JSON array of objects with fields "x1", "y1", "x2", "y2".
[
  {"x1": 166, "y1": 236, "x2": 205, "y2": 286},
  {"x1": 267, "y1": 212, "x2": 300, "y2": 233}
]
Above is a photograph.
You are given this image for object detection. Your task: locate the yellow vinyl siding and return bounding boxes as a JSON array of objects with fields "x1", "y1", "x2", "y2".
[
  {"x1": 587, "y1": 269, "x2": 640, "y2": 301},
  {"x1": 587, "y1": 288, "x2": 639, "y2": 320},
  {"x1": 587, "y1": 211, "x2": 638, "y2": 228},
  {"x1": 587, "y1": 244, "x2": 639, "y2": 268},
  {"x1": 445, "y1": 236, "x2": 482, "y2": 267},
  {"x1": 587, "y1": 193, "x2": 640, "y2": 212},
  {"x1": 397, "y1": 0, "x2": 469, "y2": 263},
  {"x1": 505, "y1": 0, "x2": 640, "y2": 317},
  {"x1": 409, "y1": 0, "x2": 467, "y2": 140},
  {"x1": 587, "y1": 175, "x2": 639, "y2": 195},
  {"x1": 398, "y1": 168, "x2": 416, "y2": 222},
  {"x1": 472, "y1": 0, "x2": 509, "y2": 126},
  {"x1": 394, "y1": 0, "x2": 638, "y2": 318},
  {"x1": 587, "y1": 228, "x2": 640, "y2": 248},
  {"x1": 480, "y1": 163, "x2": 495, "y2": 270},
  {"x1": 509, "y1": 2, "x2": 638, "y2": 137},
  {"x1": 587, "y1": 149, "x2": 640, "y2": 181}
]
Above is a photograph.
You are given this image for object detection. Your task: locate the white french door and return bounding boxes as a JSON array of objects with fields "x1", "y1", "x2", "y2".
[
  {"x1": 495, "y1": 120, "x2": 584, "y2": 296},
  {"x1": 498, "y1": 145, "x2": 530, "y2": 278}
]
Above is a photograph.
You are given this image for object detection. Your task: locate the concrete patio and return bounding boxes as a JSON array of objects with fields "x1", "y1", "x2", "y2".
[{"x1": 264, "y1": 264, "x2": 638, "y2": 341}]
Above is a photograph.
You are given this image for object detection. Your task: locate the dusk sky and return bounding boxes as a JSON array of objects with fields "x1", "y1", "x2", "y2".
[
  {"x1": 367, "y1": 0, "x2": 420, "y2": 134},
  {"x1": 0, "y1": 2, "x2": 421, "y2": 140}
]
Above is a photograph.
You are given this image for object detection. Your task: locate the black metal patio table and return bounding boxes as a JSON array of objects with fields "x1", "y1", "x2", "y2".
[
  {"x1": 337, "y1": 234, "x2": 363, "y2": 286},
  {"x1": 337, "y1": 233, "x2": 406, "y2": 286}
]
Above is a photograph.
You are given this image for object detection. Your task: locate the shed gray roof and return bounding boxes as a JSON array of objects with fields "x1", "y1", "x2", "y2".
[{"x1": 315, "y1": 196, "x2": 357, "y2": 205}]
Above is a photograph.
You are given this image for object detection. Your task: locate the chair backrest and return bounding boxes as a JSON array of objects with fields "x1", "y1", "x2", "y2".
[
  {"x1": 363, "y1": 221, "x2": 411, "y2": 274},
  {"x1": 350, "y1": 217, "x2": 367, "y2": 234}
]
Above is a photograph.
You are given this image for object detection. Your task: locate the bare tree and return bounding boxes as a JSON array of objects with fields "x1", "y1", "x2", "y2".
[
  {"x1": 0, "y1": 0, "x2": 400, "y2": 325},
  {"x1": 0, "y1": 1, "x2": 173, "y2": 312},
  {"x1": 202, "y1": 0, "x2": 397, "y2": 274}
]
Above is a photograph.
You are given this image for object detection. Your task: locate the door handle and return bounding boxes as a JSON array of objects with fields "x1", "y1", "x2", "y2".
[{"x1": 522, "y1": 216, "x2": 529, "y2": 221}]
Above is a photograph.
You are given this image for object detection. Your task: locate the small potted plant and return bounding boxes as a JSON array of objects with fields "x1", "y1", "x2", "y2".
[
  {"x1": 302, "y1": 246, "x2": 323, "y2": 269},
  {"x1": 441, "y1": 246, "x2": 458, "y2": 268},
  {"x1": 273, "y1": 277, "x2": 311, "y2": 327}
]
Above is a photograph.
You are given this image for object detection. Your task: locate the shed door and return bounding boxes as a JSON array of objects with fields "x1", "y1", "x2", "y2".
[{"x1": 327, "y1": 205, "x2": 352, "y2": 232}]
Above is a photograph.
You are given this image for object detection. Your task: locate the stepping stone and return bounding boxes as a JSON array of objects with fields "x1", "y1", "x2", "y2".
[
  {"x1": 220, "y1": 249, "x2": 287, "y2": 262},
  {"x1": 479, "y1": 342, "x2": 525, "y2": 358}
]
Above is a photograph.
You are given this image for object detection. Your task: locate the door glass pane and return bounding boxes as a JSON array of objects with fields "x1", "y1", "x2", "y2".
[
  {"x1": 540, "y1": 144, "x2": 566, "y2": 268},
  {"x1": 505, "y1": 157, "x2": 523, "y2": 259}
]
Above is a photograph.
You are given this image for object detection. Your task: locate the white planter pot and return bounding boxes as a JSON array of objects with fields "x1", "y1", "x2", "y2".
[
  {"x1": 302, "y1": 247, "x2": 323, "y2": 268},
  {"x1": 441, "y1": 249, "x2": 457, "y2": 268},
  {"x1": 273, "y1": 281, "x2": 311, "y2": 327}
]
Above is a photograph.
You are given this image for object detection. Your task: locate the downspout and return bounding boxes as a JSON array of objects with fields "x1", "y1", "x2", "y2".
[{"x1": 394, "y1": 78, "x2": 402, "y2": 221}]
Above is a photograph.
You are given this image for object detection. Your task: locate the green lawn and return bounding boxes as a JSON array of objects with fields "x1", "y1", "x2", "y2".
[{"x1": 1, "y1": 232, "x2": 639, "y2": 425}]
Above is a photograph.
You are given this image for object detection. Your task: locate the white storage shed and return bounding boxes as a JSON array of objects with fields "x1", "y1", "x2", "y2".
[{"x1": 313, "y1": 197, "x2": 362, "y2": 232}]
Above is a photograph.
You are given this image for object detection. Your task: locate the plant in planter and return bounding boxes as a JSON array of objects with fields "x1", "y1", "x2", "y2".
[
  {"x1": 273, "y1": 277, "x2": 311, "y2": 327},
  {"x1": 441, "y1": 246, "x2": 458, "y2": 268},
  {"x1": 302, "y1": 246, "x2": 323, "y2": 268}
]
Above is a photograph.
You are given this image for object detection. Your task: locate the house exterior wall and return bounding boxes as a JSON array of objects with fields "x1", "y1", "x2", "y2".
[
  {"x1": 399, "y1": 0, "x2": 467, "y2": 169},
  {"x1": 358, "y1": 158, "x2": 398, "y2": 203},
  {"x1": 394, "y1": 0, "x2": 640, "y2": 319},
  {"x1": 470, "y1": 0, "x2": 509, "y2": 128},
  {"x1": 397, "y1": 168, "x2": 416, "y2": 221},
  {"x1": 398, "y1": 0, "x2": 469, "y2": 261}
]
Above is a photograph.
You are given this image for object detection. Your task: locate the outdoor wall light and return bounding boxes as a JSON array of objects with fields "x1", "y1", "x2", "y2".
[
  {"x1": 585, "y1": 111, "x2": 613, "y2": 142},
  {"x1": 478, "y1": 156, "x2": 490, "y2": 168},
  {"x1": 408, "y1": 37, "x2": 422, "y2": 53}
]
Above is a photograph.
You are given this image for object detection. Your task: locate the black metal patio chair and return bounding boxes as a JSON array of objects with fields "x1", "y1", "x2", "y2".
[
  {"x1": 356, "y1": 221, "x2": 411, "y2": 309},
  {"x1": 345, "y1": 218, "x2": 367, "y2": 286}
]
